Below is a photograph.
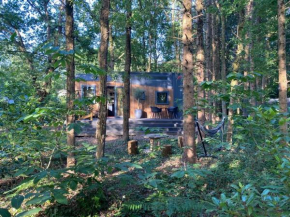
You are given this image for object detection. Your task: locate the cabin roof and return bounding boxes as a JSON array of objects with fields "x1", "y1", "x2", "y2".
[{"x1": 75, "y1": 72, "x2": 179, "y2": 82}]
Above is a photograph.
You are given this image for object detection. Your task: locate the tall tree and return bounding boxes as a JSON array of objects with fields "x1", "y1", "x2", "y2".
[
  {"x1": 109, "y1": 24, "x2": 115, "y2": 71},
  {"x1": 65, "y1": 0, "x2": 75, "y2": 167},
  {"x1": 123, "y1": 0, "x2": 132, "y2": 142},
  {"x1": 182, "y1": 0, "x2": 196, "y2": 164},
  {"x1": 243, "y1": 0, "x2": 254, "y2": 116},
  {"x1": 205, "y1": 0, "x2": 212, "y2": 123},
  {"x1": 211, "y1": 3, "x2": 219, "y2": 123},
  {"x1": 96, "y1": 0, "x2": 110, "y2": 159},
  {"x1": 196, "y1": 0, "x2": 205, "y2": 124},
  {"x1": 277, "y1": 0, "x2": 288, "y2": 139},
  {"x1": 227, "y1": 10, "x2": 245, "y2": 143},
  {"x1": 216, "y1": 0, "x2": 227, "y2": 117}
]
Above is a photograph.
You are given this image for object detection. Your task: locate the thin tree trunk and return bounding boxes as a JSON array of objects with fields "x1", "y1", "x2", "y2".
[
  {"x1": 182, "y1": 0, "x2": 196, "y2": 164},
  {"x1": 147, "y1": 34, "x2": 152, "y2": 72},
  {"x1": 243, "y1": 0, "x2": 253, "y2": 117},
  {"x1": 65, "y1": 0, "x2": 75, "y2": 167},
  {"x1": 196, "y1": 0, "x2": 205, "y2": 124},
  {"x1": 154, "y1": 36, "x2": 158, "y2": 71},
  {"x1": 123, "y1": 0, "x2": 131, "y2": 142},
  {"x1": 109, "y1": 24, "x2": 115, "y2": 71},
  {"x1": 172, "y1": 2, "x2": 180, "y2": 72},
  {"x1": 205, "y1": 0, "x2": 212, "y2": 123},
  {"x1": 221, "y1": 14, "x2": 227, "y2": 117},
  {"x1": 215, "y1": 11, "x2": 221, "y2": 121},
  {"x1": 249, "y1": 9, "x2": 255, "y2": 107},
  {"x1": 277, "y1": 0, "x2": 288, "y2": 139},
  {"x1": 211, "y1": 7, "x2": 217, "y2": 124},
  {"x1": 227, "y1": 10, "x2": 244, "y2": 144},
  {"x1": 96, "y1": 0, "x2": 110, "y2": 159}
]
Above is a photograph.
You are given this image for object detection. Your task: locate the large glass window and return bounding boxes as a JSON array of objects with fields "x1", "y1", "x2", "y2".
[
  {"x1": 81, "y1": 85, "x2": 96, "y2": 98},
  {"x1": 155, "y1": 91, "x2": 169, "y2": 104}
]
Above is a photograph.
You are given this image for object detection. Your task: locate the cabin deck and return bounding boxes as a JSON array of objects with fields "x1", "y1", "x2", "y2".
[{"x1": 76, "y1": 117, "x2": 183, "y2": 136}]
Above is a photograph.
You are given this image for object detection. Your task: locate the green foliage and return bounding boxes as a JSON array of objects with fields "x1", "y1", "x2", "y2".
[{"x1": 133, "y1": 88, "x2": 145, "y2": 101}]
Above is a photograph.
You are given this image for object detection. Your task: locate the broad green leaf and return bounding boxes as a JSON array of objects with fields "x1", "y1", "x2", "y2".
[
  {"x1": 10, "y1": 32, "x2": 17, "y2": 41},
  {"x1": 11, "y1": 195, "x2": 24, "y2": 209},
  {"x1": 247, "y1": 206, "x2": 253, "y2": 216},
  {"x1": 171, "y1": 170, "x2": 185, "y2": 178},
  {"x1": 69, "y1": 180, "x2": 78, "y2": 191},
  {"x1": 52, "y1": 190, "x2": 68, "y2": 205},
  {"x1": 16, "y1": 208, "x2": 42, "y2": 217},
  {"x1": 148, "y1": 179, "x2": 158, "y2": 188},
  {"x1": 115, "y1": 162, "x2": 142, "y2": 171},
  {"x1": 25, "y1": 193, "x2": 51, "y2": 206},
  {"x1": 0, "y1": 208, "x2": 11, "y2": 217},
  {"x1": 261, "y1": 189, "x2": 270, "y2": 196},
  {"x1": 212, "y1": 197, "x2": 220, "y2": 206},
  {"x1": 33, "y1": 171, "x2": 47, "y2": 184},
  {"x1": 246, "y1": 193, "x2": 255, "y2": 206}
]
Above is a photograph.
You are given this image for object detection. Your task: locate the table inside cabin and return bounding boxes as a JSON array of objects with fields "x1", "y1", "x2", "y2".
[{"x1": 144, "y1": 134, "x2": 169, "y2": 151}]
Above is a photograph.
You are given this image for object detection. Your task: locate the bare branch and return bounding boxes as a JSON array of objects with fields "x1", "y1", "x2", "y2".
[{"x1": 27, "y1": 0, "x2": 44, "y2": 17}]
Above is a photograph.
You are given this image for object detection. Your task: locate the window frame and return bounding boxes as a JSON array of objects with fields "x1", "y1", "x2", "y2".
[
  {"x1": 81, "y1": 84, "x2": 96, "y2": 98},
  {"x1": 155, "y1": 91, "x2": 169, "y2": 105}
]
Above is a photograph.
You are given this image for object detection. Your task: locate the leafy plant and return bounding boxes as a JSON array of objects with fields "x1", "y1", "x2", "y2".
[{"x1": 133, "y1": 88, "x2": 145, "y2": 109}]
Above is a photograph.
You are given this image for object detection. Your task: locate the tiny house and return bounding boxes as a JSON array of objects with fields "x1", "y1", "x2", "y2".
[{"x1": 75, "y1": 72, "x2": 183, "y2": 119}]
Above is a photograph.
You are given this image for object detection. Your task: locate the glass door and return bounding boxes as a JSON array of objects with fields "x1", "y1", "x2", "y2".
[{"x1": 115, "y1": 87, "x2": 124, "y2": 117}]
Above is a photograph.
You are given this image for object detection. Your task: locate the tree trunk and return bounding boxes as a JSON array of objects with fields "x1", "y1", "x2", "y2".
[
  {"x1": 172, "y1": 3, "x2": 180, "y2": 73},
  {"x1": 147, "y1": 33, "x2": 152, "y2": 72},
  {"x1": 243, "y1": 0, "x2": 254, "y2": 117},
  {"x1": 205, "y1": 0, "x2": 212, "y2": 123},
  {"x1": 65, "y1": 0, "x2": 75, "y2": 167},
  {"x1": 227, "y1": 10, "x2": 244, "y2": 144},
  {"x1": 128, "y1": 140, "x2": 138, "y2": 155},
  {"x1": 277, "y1": 0, "x2": 288, "y2": 139},
  {"x1": 182, "y1": 0, "x2": 196, "y2": 164},
  {"x1": 96, "y1": 0, "x2": 110, "y2": 159},
  {"x1": 196, "y1": 0, "x2": 205, "y2": 124},
  {"x1": 43, "y1": 1, "x2": 52, "y2": 99},
  {"x1": 211, "y1": 7, "x2": 217, "y2": 124},
  {"x1": 249, "y1": 6, "x2": 255, "y2": 108},
  {"x1": 221, "y1": 14, "x2": 227, "y2": 117},
  {"x1": 109, "y1": 24, "x2": 115, "y2": 71},
  {"x1": 123, "y1": 0, "x2": 131, "y2": 142}
]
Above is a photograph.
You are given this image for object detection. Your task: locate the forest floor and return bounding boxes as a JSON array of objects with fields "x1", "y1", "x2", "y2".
[{"x1": 0, "y1": 134, "x2": 219, "y2": 217}]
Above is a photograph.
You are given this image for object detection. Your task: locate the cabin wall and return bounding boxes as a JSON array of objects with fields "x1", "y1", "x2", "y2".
[
  {"x1": 76, "y1": 81, "x2": 123, "y2": 114},
  {"x1": 75, "y1": 73, "x2": 182, "y2": 119},
  {"x1": 130, "y1": 84, "x2": 173, "y2": 118}
]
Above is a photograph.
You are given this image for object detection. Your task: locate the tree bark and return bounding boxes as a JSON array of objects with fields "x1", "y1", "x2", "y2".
[
  {"x1": 243, "y1": 0, "x2": 254, "y2": 117},
  {"x1": 205, "y1": 0, "x2": 212, "y2": 123},
  {"x1": 196, "y1": 0, "x2": 205, "y2": 124},
  {"x1": 172, "y1": 2, "x2": 180, "y2": 73},
  {"x1": 65, "y1": 0, "x2": 75, "y2": 167},
  {"x1": 182, "y1": 0, "x2": 196, "y2": 164},
  {"x1": 211, "y1": 6, "x2": 217, "y2": 124},
  {"x1": 277, "y1": 0, "x2": 288, "y2": 139},
  {"x1": 109, "y1": 24, "x2": 115, "y2": 71},
  {"x1": 96, "y1": 0, "x2": 110, "y2": 159},
  {"x1": 227, "y1": 10, "x2": 244, "y2": 144},
  {"x1": 221, "y1": 14, "x2": 227, "y2": 117},
  {"x1": 147, "y1": 34, "x2": 152, "y2": 72},
  {"x1": 123, "y1": 0, "x2": 131, "y2": 142}
]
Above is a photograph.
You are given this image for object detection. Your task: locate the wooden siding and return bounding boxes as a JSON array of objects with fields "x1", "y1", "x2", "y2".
[
  {"x1": 76, "y1": 81, "x2": 174, "y2": 118},
  {"x1": 130, "y1": 84, "x2": 173, "y2": 118}
]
